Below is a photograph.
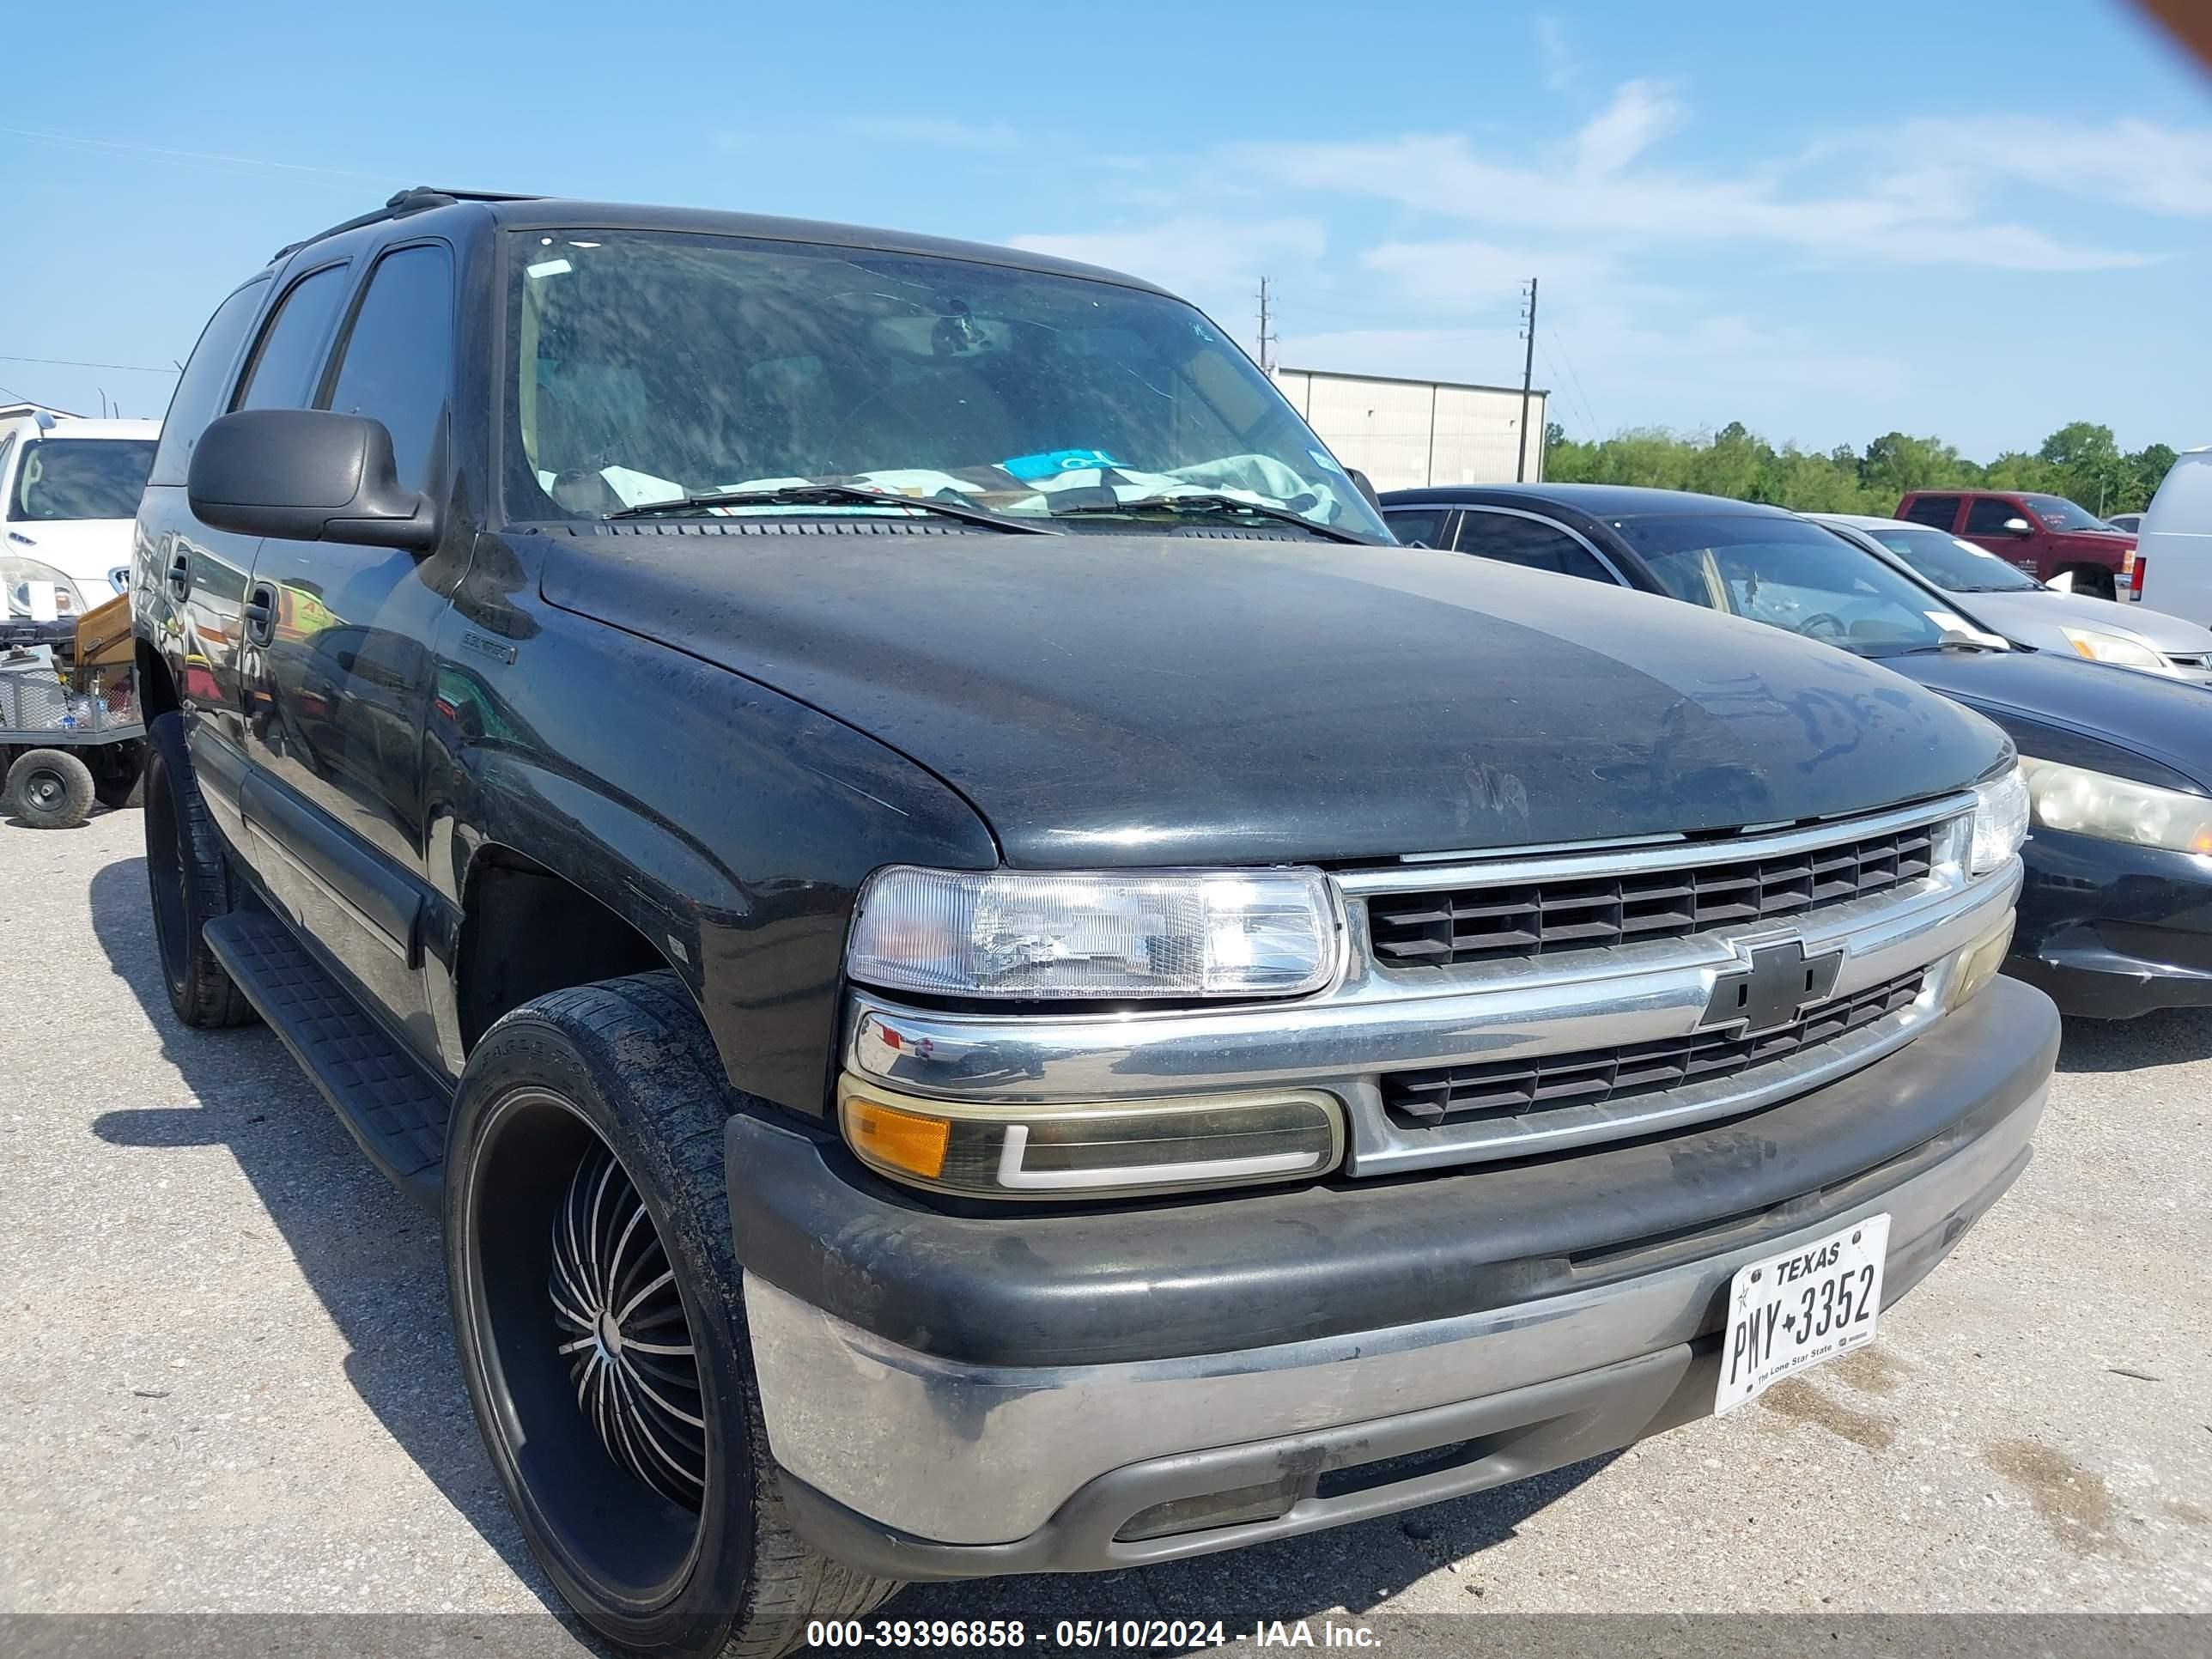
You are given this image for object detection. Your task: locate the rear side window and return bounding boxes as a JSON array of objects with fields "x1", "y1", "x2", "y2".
[
  {"x1": 1383, "y1": 507, "x2": 1449, "y2": 547},
  {"x1": 321, "y1": 244, "x2": 454, "y2": 492},
  {"x1": 1454, "y1": 511, "x2": 1616, "y2": 583},
  {"x1": 148, "y1": 278, "x2": 270, "y2": 486},
  {"x1": 234, "y1": 264, "x2": 350, "y2": 410},
  {"x1": 1964, "y1": 497, "x2": 2024, "y2": 535},
  {"x1": 1900, "y1": 495, "x2": 1960, "y2": 529}
]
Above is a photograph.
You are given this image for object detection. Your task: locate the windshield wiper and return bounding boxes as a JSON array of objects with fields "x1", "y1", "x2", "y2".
[
  {"x1": 605, "y1": 483, "x2": 1058, "y2": 534},
  {"x1": 1047, "y1": 490, "x2": 1372, "y2": 544}
]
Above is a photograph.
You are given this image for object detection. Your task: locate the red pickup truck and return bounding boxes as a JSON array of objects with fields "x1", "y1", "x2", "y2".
[{"x1": 1895, "y1": 489, "x2": 2137, "y2": 599}]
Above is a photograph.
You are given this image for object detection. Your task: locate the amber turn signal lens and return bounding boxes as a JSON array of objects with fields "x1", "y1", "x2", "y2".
[{"x1": 844, "y1": 1096, "x2": 952, "y2": 1179}]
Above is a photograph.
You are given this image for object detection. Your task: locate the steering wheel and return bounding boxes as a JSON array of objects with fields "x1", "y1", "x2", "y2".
[{"x1": 1798, "y1": 613, "x2": 1848, "y2": 641}]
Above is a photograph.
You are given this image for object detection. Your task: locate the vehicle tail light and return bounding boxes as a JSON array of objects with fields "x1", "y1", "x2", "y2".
[{"x1": 2131, "y1": 554, "x2": 2146, "y2": 599}]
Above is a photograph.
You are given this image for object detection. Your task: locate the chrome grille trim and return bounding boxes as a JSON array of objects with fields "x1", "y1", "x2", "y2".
[{"x1": 845, "y1": 795, "x2": 2013, "y2": 1176}]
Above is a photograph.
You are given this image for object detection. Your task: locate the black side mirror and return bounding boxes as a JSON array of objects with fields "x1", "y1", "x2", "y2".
[
  {"x1": 1346, "y1": 467, "x2": 1382, "y2": 513},
  {"x1": 189, "y1": 409, "x2": 439, "y2": 552}
]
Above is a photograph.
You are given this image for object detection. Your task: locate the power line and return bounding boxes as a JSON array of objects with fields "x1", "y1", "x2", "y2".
[
  {"x1": 0, "y1": 354, "x2": 178, "y2": 374},
  {"x1": 1544, "y1": 326, "x2": 1605, "y2": 439},
  {"x1": 1537, "y1": 337, "x2": 1597, "y2": 440},
  {"x1": 0, "y1": 124, "x2": 387, "y2": 184}
]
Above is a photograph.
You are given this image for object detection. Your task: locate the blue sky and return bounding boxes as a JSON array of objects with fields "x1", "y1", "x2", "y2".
[{"x1": 5, "y1": 0, "x2": 2207, "y2": 458}]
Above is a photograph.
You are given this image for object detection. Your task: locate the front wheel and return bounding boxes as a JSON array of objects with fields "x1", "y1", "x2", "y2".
[{"x1": 444, "y1": 972, "x2": 897, "y2": 1659}]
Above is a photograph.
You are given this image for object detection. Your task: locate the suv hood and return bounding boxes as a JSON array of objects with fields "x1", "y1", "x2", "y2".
[{"x1": 541, "y1": 530, "x2": 2008, "y2": 867}]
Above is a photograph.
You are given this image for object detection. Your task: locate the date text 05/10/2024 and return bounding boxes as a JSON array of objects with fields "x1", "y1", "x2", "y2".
[{"x1": 803, "y1": 1619, "x2": 1382, "y2": 1649}]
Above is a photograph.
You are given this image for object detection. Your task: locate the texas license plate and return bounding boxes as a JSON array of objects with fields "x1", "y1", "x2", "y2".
[{"x1": 1714, "y1": 1213, "x2": 1890, "y2": 1415}]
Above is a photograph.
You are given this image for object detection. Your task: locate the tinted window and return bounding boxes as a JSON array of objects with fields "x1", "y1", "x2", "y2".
[
  {"x1": 1383, "y1": 507, "x2": 1449, "y2": 547},
  {"x1": 505, "y1": 229, "x2": 1387, "y2": 538},
  {"x1": 2020, "y1": 493, "x2": 2108, "y2": 532},
  {"x1": 8, "y1": 439, "x2": 158, "y2": 520},
  {"x1": 1964, "y1": 496, "x2": 2027, "y2": 535},
  {"x1": 234, "y1": 264, "x2": 349, "y2": 410},
  {"x1": 1614, "y1": 513, "x2": 1965, "y2": 655},
  {"x1": 1901, "y1": 495, "x2": 1960, "y2": 529},
  {"x1": 1455, "y1": 510, "x2": 1614, "y2": 582},
  {"x1": 149, "y1": 278, "x2": 270, "y2": 486},
  {"x1": 323, "y1": 245, "x2": 453, "y2": 492},
  {"x1": 1856, "y1": 524, "x2": 2041, "y2": 592}
]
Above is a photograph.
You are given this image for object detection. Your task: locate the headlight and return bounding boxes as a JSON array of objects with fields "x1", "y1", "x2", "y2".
[
  {"x1": 1968, "y1": 765, "x2": 2030, "y2": 874},
  {"x1": 0, "y1": 556, "x2": 87, "y2": 618},
  {"x1": 2061, "y1": 629, "x2": 2166, "y2": 672},
  {"x1": 847, "y1": 866, "x2": 1339, "y2": 999},
  {"x1": 2021, "y1": 757, "x2": 2212, "y2": 854},
  {"x1": 839, "y1": 1078, "x2": 1345, "y2": 1199}
]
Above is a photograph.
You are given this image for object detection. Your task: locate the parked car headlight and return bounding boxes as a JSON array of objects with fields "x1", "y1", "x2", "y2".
[
  {"x1": 2021, "y1": 757, "x2": 2212, "y2": 855},
  {"x1": 847, "y1": 866, "x2": 1340, "y2": 999},
  {"x1": 1968, "y1": 764, "x2": 2030, "y2": 874},
  {"x1": 2060, "y1": 628, "x2": 2166, "y2": 672},
  {"x1": 0, "y1": 555, "x2": 87, "y2": 617}
]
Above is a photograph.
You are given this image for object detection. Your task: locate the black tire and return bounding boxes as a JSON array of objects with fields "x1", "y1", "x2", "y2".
[
  {"x1": 143, "y1": 713, "x2": 254, "y2": 1028},
  {"x1": 2065, "y1": 564, "x2": 2118, "y2": 602},
  {"x1": 7, "y1": 747, "x2": 96, "y2": 829},
  {"x1": 445, "y1": 971, "x2": 897, "y2": 1659},
  {"x1": 94, "y1": 748, "x2": 146, "y2": 811}
]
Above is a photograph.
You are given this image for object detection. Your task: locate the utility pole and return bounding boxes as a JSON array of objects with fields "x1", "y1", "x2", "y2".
[
  {"x1": 1255, "y1": 276, "x2": 1278, "y2": 376},
  {"x1": 1516, "y1": 277, "x2": 1539, "y2": 483}
]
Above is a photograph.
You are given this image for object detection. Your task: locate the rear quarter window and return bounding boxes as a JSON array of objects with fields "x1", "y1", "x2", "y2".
[{"x1": 148, "y1": 278, "x2": 270, "y2": 487}]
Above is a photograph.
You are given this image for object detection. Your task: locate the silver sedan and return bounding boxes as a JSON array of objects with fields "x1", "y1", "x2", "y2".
[{"x1": 1809, "y1": 512, "x2": 2212, "y2": 682}]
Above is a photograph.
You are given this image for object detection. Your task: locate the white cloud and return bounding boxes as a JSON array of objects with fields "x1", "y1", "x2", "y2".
[
  {"x1": 842, "y1": 116, "x2": 1020, "y2": 153},
  {"x1": 1236, "y1": 83, "x2": 2166, "y2": 272},
  {"x1": 1358, "y1": 240, "x2": 1613, "y2": 308},
  {"x1": 1885, "y1": 114, "x2": 2212, "y2": 218},
  {"x1": 1571, "y1": 80, "x2": 1680, "y2": 177},
  {"x1": 1534, "y1": 15, "x2": 1577, "y2": 93},
  {"x1": 1008, "y1": 216, "x2": 1325, "y2": 320}
]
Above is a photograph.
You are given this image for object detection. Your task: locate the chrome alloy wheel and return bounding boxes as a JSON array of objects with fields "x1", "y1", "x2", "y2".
[{"x1": 550, "y1": 1146, "x2": 707, "y2": 1510}]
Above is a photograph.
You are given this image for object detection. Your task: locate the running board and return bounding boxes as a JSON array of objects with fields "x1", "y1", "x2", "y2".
[{"x1": 203, "y1": 909, "x2": 451, "y2": 1210}]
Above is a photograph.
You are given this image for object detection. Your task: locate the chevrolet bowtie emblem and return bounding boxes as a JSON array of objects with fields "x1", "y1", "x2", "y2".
[{"x1": 1701, "y1": 939, "x2": 1844, "y2": 1035}]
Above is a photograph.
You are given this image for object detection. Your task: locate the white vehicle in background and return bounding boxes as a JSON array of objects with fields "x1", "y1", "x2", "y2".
[
  {"x1": 1810, "y1": 512, "x2": 2212, "y2": 681},
  {"x1": 2104, "y1": 513, "x2": 2144, "y2": 534},
  {"x1": 2136, "y1": 447, "x2": 2212, "y2": 627},
  {"x1": 0, "y1": 411, "x2": 161, "y2": 620}
]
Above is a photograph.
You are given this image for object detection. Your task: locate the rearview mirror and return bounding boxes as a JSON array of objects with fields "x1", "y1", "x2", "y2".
[
  {"x1": 188, "y1": 409, "x2": 439, "y2": 552},
  {"x1": 1345, "y1": 468, "x2": 1382, "y2": 512},
  {"x1": 2002, "y1": 516, "x2": 2033, "y2": 536},
  {"x1": 2045, "y1": 569, "x2": 2077, "y2": 593}
]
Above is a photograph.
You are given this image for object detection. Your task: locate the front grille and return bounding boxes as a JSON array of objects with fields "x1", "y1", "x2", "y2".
[
  {"x1": 1383, "y1": 969, "x2": 1927, "y2": 1129},
  {"x1": 1364, "y1": 823, "x2": 1940, "y2": 969}
]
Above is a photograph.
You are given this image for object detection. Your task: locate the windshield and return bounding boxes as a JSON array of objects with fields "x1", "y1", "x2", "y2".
[
  {"x1": 1850, "y1": 524, "x2": 2043, "y2": 592},
  {"x1": 503, "y1": 230, "x2": 1385, "y2": 540},
  {"x1": 1612, "y1": 512, "x2": 1973, "y2": 656},
  {"x1": 2021, "y1": 494, "x2": 2110, "y2": 532},
  {"x1": 8, "y1": 438, "x2": 157, "y2": 521}
]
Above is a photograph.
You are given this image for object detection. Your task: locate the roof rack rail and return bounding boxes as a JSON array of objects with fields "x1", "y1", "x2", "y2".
[{"x1": 270, "y1": 185, "x2": 544, "y2": 264}]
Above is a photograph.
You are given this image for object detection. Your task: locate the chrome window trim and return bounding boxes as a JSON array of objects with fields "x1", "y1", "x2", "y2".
[{"x1": 1450, "y1": 502, "x2": 1635, "y2": 586}]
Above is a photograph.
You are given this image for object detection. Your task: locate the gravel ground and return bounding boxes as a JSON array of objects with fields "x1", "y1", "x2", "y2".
[{"x1": 2, "y1": 810, "x2": 2208, "y2": 1644}]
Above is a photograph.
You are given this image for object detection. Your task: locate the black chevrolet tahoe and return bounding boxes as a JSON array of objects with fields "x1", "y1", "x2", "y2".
[{"x1": 133, "y1": 187, "x2": 2055, "y2": 1657}]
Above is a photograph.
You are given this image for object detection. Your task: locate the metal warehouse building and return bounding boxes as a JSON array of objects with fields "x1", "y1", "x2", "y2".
[{"x1": 1273, "y1": 368, "x2": 1548, "y2": 491}]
